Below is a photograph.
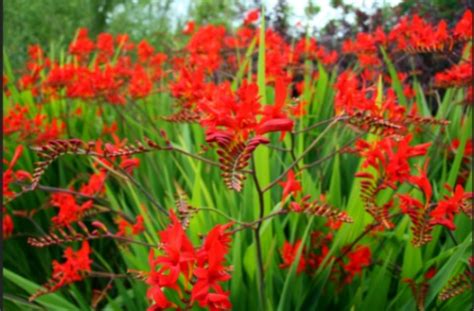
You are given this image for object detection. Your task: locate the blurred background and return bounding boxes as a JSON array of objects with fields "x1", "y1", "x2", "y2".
[{"x1": 4, "y1": 0, "x2": 470, "y2": 68}]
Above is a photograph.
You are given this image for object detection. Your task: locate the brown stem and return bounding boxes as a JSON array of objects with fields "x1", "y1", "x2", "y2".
[
  {"x1": 300, "y1": 133, "x2": 364, "y2": 171},
  {"x1": 103, "y1": 233, "x2": 159, "y2": 248},
  {"x1": 293, "y1": 116, "x2": 345, "y2": 135},
  {"x1": 229, "y1": 209, "x2": 287, "y2": 234},
  {"x1": 167, "y1": 145, "x2": 253, "y2": 174},
  {"x1": 109, "y1": 161, "x2": 168, "y2": 215},
  {"x1": 446, "y1": 229, "x2": 459, "y2": 246},
  {"x1": 198, "y1": 207, "x2": 247, "y2": 225},
  {"x1": 265, "y1": 144, "x2": 291, "y2": 152},
  {"x1": 89, "y1": 271, "x2": 129, "y2": 279}
]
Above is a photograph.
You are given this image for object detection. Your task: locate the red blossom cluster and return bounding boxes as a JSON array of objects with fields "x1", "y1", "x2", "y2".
[
  {"x1": 355, "y1": 135, "x2": 431, "y2": 189},
  {"x1": 334, "y1": 69, "x2": 419, "y2": 121},
  {"x1": 279, "y1": 225, "x2": 372, "y2": 285},
  {"x1": 147, "y1": 211, "x2": 232, "y2": 310},
  {"x1": 353, "y1": 136, "x2": 472, "y2": 245},
  {"x1": 10, "y1": 28, "x2": 167, "y2": 104},
  {"x1": 342, "y1": 9, "x2": 472, "y2": 65},
  {"x1": 199, "y1": 80, "x2": 294, "y2": 140},
  {"x1": 31, "y1": 241, "x2": 92, "y2": 300},
  {"x1": 399, "y1": 171, "x2": 472, "y2": 233},
  {"x1": 4, "y1": 104, "x2": 64, "y2": 144},
  {"x1": 49, "y1": 170, "x2": 108, "y2": 227},
  {"x1": 434, "y1": 60, "x2": 472, "y2": 88},
  {"x1": 50, "y1": 193, "x2": 94, "y2": 227}
]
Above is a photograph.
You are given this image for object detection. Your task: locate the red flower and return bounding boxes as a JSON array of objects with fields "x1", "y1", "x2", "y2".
[
  {"x1": 129, "y1": 65, "x2": 152, "y2": 98},
  {"x1": 79, "y1": 172, "x2": 107, "y2": 196},
  {"x1": 137, "y1": 40, "x2": 155, "y2": 63},
  {"x1": 116, "y1": 34, "x2": 134, "y2": 51},
  {"x1": 343, "y1": 245, "x2": 371, "y2": 283},
  {"x1": 389, "y1": 14, "x2": 452, "y2": 52},
  {"x1": 50, "y1": 193, "x2": 93, "y2": 227},
  {"x1": 430, "y1": 185, "x2": 472, "y2": 230},
  {"x1": 256, "y1": 118, "x2": 294, "y2": 136},
  {"x1": 47, "y1": 241, "x2": 92, "y2": 292},
  {"x1": 424, "y1": 266, "x2": 437, "y2": 280},
  {"x1": 325, "y1": 213, "x2": 347, "y2": 230},
  {"x1": 450, "y1": 138, "x2": 473, "y2": 161},
  {"x1": 155, "y1": 210, "x2": 196, "y2": 283},
  {"x1": 147, "y1": 212, "x2": 233, "y2": 310},
  {"x1": 257, "y1": 77, "x2": 294, "y2": 138},
  {"x1": 147, "y1": 211, "x2": 196, "y2": 309},
  {"x1": 434, "y1": 61, "x2": 472, "y2": 88},
  {"x1": 279, "y1": 240, "x2": 307, "y2": 273},
  {"x1": 69, "y1": 28, "x2": 95, "y2": 61},
  {"x1": 120, "y1": 158, "x2": 141, "y2": 174},
  {"x1": 244, "y1": 9, "x2": 260, "y2": 25},
  {"x1": 182, "y1": 20, "x2": 195, "y2": 35},
  {"x1": 199, "y1": 81, "x2": 261, "y2": 139},
  {"x1": 3, "y1": 210, "x2": 14, "y2": 239},
  {"x1": 187, "y1": 25, "x2": 226, "y2": 71},
  {"x1": 191, "y1": 223, "x2": 233, "y2": 310},
  {"x1": 96, "y1": 33, "x2": 115, "y2": 61},
  {"x1": 355, "y1": 135, "x2": 431, "y2": 188},
  {"x1": 454, "y1": 10, "x2": 472, "y2": 41},
  {"x1": 278, "y1": 170, "x2": 302, "y2": 201}
]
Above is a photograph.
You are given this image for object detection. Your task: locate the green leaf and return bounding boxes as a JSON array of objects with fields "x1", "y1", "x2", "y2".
[
  {"x1": 277, "y1": 217, "x2": 315, "y2": 311},
  {"x1": 3, "y1": 268, "x2": 78, "y2": 310},
  {"x1": 380, "y1": 47, "x2": 407, "y2": 106}
]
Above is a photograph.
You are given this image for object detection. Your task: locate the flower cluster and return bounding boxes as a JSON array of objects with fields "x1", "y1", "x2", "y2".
[
  {"x1": 279, "y1": 224, "x2": 372, "y2": 285},
  {"x1": 4, "y1": 104, "x2": 64, "y2": 144},
  {"x1": 399, "y1": 168, "x2": 472, "y2": 246},
  {"x1": 12, "y1": 28, "x2": 167, "y2": 104},
  {"x1": 147, "y1": 211, "x2": 233, "y2": 310},
  {"x1": 3, "y1": 6, "x2": 473, "y2": 310},
  {"x1": 30, "y1": 241, "x2": 92, "y2": 301}
]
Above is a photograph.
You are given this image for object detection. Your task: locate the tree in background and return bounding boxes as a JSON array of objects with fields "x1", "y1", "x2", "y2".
[{"x1": 4, "y1": 0, "x2": 176, "y2": 68}]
